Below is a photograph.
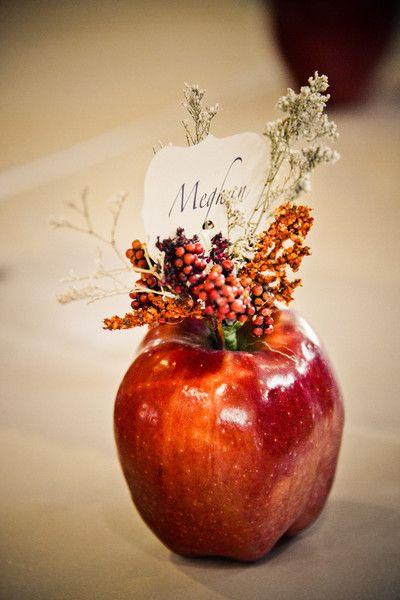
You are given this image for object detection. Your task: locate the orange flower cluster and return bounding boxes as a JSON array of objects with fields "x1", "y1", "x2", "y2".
[
  {"x1": 240, "y1": 203, "x2": 313, "y2": 305},
  {"x1": 104, "y1": 294, "x2": 201, "y2": 330}
]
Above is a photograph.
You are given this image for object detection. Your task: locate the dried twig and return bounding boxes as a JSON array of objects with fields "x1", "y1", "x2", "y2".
[
  {"x1": 50, "y1": 189, "x2": 129, "y2": 266},
  {"x1": 51, "y1": 190, "x2": 149, "y2": 305}
]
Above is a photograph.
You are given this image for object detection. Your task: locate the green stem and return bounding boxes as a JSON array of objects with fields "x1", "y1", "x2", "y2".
[
  {"x1": 207, "y1": 318, "x2": 245, "y2": 351},
  {"x1": 221, "y1": 321, "x2": 243, "y2": 351}
]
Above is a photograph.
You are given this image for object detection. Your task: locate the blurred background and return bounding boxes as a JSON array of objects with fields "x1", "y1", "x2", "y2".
[{"x1": 1, "y1": 1, "x2": 399, "y2": 598}]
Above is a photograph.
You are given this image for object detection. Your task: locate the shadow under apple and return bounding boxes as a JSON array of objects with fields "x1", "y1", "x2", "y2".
[
  {"x1": 169, "y1": 499, "x2": 399, "y2": 599},
  {"x1": 104, "y1": 498, "x2": 399, "y2": 598}
]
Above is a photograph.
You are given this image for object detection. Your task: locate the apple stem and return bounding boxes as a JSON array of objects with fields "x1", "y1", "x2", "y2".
[
  {"x1": 221, "y1": 321, "x2": 243, "y2": 351},
  {"x1": 208, "y1": 317, "x2": 224, "y2": 349},
  {"x1": 208, "y1": 318, "x2": 244, "y2": 350}
]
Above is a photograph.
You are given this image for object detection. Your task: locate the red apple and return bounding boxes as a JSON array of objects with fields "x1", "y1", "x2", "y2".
[{"x1": 114, "y1": 310, "x2": 344, "y2": 561}]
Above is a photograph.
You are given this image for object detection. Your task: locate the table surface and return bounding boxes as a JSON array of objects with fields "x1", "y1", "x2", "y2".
[{"x1": 1, "y1": 2, "x2": 399, "y2": 599}]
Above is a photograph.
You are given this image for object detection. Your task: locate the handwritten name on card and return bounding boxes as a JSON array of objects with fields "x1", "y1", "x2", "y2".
[{"x1": 142, "y1": 133, "x2": 267, "y2": 258}]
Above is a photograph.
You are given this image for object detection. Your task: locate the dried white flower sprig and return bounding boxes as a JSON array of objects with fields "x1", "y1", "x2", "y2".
[
  {"x1": 227, "y1": 72, "x2": 339, "y2": 267},
  {"x1": 247, "y1": 72, "x2": 339, "y2": 236},
  {"x1": 181, "y1": 83, "x2": 219, "y2": 146}
]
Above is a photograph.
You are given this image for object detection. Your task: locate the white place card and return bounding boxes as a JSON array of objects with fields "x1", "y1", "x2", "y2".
[{"x1": 142, "y1": 133, "x2": 267, "y2": 259}]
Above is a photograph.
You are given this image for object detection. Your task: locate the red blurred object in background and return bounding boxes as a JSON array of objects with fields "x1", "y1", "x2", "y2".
[{"x1": 270, "y1": 0, "x2": 398, "y2": 105}]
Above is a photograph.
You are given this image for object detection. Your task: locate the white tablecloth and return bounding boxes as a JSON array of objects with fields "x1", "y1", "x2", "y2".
[{"x1": 1, "y1": 2, "x2": 399, "y2": 598}]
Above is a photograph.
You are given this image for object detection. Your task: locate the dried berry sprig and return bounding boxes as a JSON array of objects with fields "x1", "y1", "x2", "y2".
[
  {"x1": 126, "y1": 239, "x2": 150, "y2": 270},
  {"x1": 239, "y1": 273, "x2": 275, "y2": 338},
  {"x1": 103, "y1": 230, "x2": 237, "y2": 332},
  {"x1": 156, "y1": 229, "x2": 208, "y2": 293},
  {"x1": 210, "y1": 233, "x2": 234, "y2": 275}
]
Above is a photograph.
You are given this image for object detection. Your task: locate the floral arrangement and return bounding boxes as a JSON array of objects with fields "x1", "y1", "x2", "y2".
[{"x1": 52, "y1": 73, "x2": 338, "y2": 350}]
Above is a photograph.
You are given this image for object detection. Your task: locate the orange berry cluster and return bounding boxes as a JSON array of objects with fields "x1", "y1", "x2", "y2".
[
  {"x1": 239, "y1": 275, "x2": 275, "y2": 337},
  {"x1": 125, "y1": 240, "x2": 148, "y2": 270},
  {"x1": 170, "y1": 241, "x2": 207, "y2": 289},
  {"x1": 126, "y1": 240, "x2": 160, "y2": 311}
]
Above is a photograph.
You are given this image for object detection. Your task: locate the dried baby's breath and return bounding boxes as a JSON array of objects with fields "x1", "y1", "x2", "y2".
[
  {"x1": 181, "y1": 83, "x2": 219, "y2": 145},
  {"x1": 251, "y1": 72, "x2": 338, "y2": 230}
]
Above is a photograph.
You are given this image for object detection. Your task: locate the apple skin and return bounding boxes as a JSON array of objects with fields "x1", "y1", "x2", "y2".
[{"x1": 114, "y1": 310, "x2": 344, "y2": 562}]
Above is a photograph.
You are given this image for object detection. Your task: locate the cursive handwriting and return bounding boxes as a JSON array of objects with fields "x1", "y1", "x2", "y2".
[{"x1": 168, "y1": 156, "x2": 249, "y2": 220}]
